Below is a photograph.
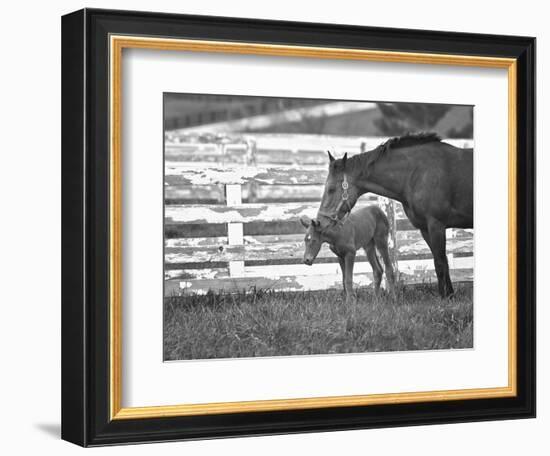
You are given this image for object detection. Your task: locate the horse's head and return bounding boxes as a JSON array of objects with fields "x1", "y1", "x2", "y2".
[
  {"x1": 317, "y1": 151, "x2": 359, "y2": 225},
  {"x1": 300, "y1": 216, "x2": 323, "y2": 265}
]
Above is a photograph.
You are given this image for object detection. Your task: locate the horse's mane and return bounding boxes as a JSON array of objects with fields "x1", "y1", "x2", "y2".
[
  {"x1": 347, "y1": 132, "x2": 442, "y2": 171},
  {"x1": 383, "y1": 132, "x2": 441, "y2": 149}
]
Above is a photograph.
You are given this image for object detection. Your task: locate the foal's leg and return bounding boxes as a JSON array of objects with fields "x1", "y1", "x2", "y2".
[
  {"x1": 343, "y1": 252, "x2": 356, "y2": 303},
  {"x1": 421, "y1": 221, "x2": 454, "y2": 298},
  {"x1": 365, "y1": 241, "x2": 383, "y2": 295}
]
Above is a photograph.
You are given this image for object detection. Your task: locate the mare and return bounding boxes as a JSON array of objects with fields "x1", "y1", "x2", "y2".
[{"x1": 317, "y1": 133, "x2": 473, "y2": 298}]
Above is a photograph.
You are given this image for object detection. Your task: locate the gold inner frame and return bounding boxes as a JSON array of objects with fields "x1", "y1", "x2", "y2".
[{"x1": 109, "y1": 35, "x2": 518, "y2": 420}]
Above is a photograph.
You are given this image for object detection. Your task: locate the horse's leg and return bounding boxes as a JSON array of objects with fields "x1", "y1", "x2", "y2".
[
  {"x1": 421, "y1": 222, "x2": 454, "y2": 298},
  {"x1": 365, "y1": 241, "x2": 383, "y2": 295},
  {"x1": 374, "y1": 233, "x2": 395, "y2": 291},
  {"x1": 343, "y1": 252, "x2": 356, "y2": 303},
  {"x1": 338, "y1": 255, "x2": 346, "y2": 295}
]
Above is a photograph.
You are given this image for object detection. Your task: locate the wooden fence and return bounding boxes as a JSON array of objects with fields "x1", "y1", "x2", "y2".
[{"x1": 164, "y1": 134, "x2": 474, "y2": 296}]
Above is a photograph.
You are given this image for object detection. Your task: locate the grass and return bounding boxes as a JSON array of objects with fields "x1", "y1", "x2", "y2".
[{"x1": 163, "y1": 283, "x2": 473, "y2": 361}]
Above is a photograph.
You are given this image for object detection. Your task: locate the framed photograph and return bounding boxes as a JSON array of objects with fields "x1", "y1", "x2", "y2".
[{"x1": 61, "y1": 8, "x2": 535, "y2": 446}]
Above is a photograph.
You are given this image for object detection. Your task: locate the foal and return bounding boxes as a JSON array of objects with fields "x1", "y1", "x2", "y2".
[{"x1": 301, "y1": 206, "x2": 395, "y2": 302}]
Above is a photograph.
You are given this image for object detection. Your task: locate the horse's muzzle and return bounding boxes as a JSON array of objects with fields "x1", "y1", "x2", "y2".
[{"x1": 303, "y1": 257, "x2": 313, "y2": 266}]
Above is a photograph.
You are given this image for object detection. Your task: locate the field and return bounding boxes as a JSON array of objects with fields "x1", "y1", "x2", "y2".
[{"x1": 163, "y1": 283, "x2": 473, "y2": 361}]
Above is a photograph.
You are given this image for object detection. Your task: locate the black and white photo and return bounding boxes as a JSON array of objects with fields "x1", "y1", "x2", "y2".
[{"x1": 163, "y1": 94, "x2": 474, "y2": 361}]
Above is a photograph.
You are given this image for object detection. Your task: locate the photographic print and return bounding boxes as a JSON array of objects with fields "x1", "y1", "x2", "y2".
[{"x1": 163, "y1": 93, "x2": 474, "y2": 361}]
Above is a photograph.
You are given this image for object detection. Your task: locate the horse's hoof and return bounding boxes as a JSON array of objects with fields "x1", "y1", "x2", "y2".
[{"x1": 441, "y1": 292, "x2": 456, "y2": 300}]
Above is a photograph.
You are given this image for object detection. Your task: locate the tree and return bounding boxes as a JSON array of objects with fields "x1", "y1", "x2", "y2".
[{"x1": 374, "y1": 103, "x2": 451, "y2": 136}]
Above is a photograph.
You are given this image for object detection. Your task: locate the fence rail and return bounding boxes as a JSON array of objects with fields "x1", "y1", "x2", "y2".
[{"x1": 164, "y1": 133, "x2": 473, "y2": 295}]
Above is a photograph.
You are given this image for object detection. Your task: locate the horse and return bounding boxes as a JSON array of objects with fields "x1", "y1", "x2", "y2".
[
  {"x1": 301, "y1": 206, "x2": 395, "y2": 302},
  {"x1": 317, "y1": 133, "x2": 473, "y2": 298}
]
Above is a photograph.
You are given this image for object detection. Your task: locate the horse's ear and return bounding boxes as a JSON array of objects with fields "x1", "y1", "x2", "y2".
[
  {"x1": 327, "y1": 151, "x2": 335, "y2": 163},
  {"x1": 342, "y1": 153, "x2": 348, "y2": 169},
  {"x1": 311, "y1": 219, "x2": 321, "y2": 229},
  {"x1": 300, "y1": 216, "x2": 311, "y2": 228}
]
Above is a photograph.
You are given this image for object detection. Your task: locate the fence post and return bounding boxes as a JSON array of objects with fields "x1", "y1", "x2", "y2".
[
  {"x1": 226, "y1": 184, "x2": 245, "y2": 278},
  {"x1": 447, "y1": 228, "x2": 456, "y2": 270},
  {"x1": 244, "y1": 138, "x2": 258, "y2": 203}
]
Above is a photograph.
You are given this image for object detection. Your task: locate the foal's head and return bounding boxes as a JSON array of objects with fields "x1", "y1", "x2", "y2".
[
  {"x1": 318, "y1": 151, "x2": 360, "y2": 225},
  {"x1": 300, "y1": 216, "x2": 323, "y2": 266}
]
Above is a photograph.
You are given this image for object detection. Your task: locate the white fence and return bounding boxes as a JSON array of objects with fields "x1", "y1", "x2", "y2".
[{"x1": 164, "y1": 133, "x2": 474, "y2": 295}]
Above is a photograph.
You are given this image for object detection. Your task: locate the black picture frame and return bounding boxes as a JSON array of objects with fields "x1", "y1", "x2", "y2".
[{"x1": 62, "y1": 8, "x2": 535, "y2": 447}]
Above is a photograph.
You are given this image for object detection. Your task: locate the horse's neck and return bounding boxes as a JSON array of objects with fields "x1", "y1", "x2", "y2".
[
  {"x1": 354, "y1": 152, "x2": 408, "y2": 202},
  {"x1": 322, "y1": 219, "x2": 354, "y2": 248}
]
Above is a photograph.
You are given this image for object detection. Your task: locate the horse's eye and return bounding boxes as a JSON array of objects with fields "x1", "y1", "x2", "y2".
[{"x1": 328, "y1": 187, "x2": 336, "y2": 194}]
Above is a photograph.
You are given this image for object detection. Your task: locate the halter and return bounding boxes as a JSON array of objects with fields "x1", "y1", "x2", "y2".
[{"x1": 317, "y1": 174, "x2": 351, "y2": 224}]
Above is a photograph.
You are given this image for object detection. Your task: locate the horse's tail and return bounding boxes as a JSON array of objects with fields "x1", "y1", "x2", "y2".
[
  {"x1": 372, "y1": 239, "x2": 384, "y2": 272},
  {"x1": 370, "y1": 206, "x2": 390, "y2": 271},
  {"x1": 372, "y1": 205, "x2": 390, "y2": 240}
]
